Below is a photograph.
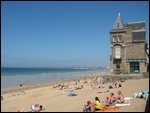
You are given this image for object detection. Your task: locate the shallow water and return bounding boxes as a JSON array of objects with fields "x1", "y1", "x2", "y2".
[{"x1": 1, "y1": 68, "x2": 108, "y2": 88}]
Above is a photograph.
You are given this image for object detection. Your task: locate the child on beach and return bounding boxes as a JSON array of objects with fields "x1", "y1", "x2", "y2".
[{"x1": 83, "y1": 101, "x2": 93, "y2": 112}]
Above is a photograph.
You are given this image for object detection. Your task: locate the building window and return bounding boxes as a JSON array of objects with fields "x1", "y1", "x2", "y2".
[
  {"x1": 118, "y1": 35, "x2": 122, "y2": 42},
  {"x1": 113, "y1": 35, "x2": 123, "y2": 42},
  {"x1": 115, "y1": 48, "x2": 121, "y2": 59},
  {"x1": 130, "y1": 62, "x2": 139, "y2": 73},
  {"x1": 116, "y1": 62, "x2": 120, "y2": 69},
  {"x1": 113, "y1": 35, "x2": 117, "y2": 42}
]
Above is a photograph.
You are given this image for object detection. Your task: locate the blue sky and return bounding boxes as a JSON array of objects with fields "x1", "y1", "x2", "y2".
[{"x1": 1, "y1": 1, "x2": 149, "y2": 67}]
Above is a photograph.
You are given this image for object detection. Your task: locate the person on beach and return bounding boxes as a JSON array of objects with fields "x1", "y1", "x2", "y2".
[
  {"x1": 53, "y1": 85, "x2": 57, "y2": 88},
  {"x1": 20, "y1": 84, "x2": 23, "y2": 87},
  {"x1": 68, "y1": 90, "x2": 77, "y2": 96},
  {"x1": 18, "y1": 104, "x2": 43, "y2": 112},
  {"x1": 109, "y1": 82, "x2": 122, "y2": 89},
  {"x1": 138, "y1": 90, "x2": 144, "y2": 98},
  {"x1": 106, "y1": 93, "x2": 116, "y2": 105},
  {"x1": 83, "y1": 80, "x2": 88, "y2": 84},
  {"x1": 83, "y1": 101, "x2": 94, "y2": 112},
  {"x1": 115, "y1": 82, "x2": 122, "y2": 88},
  {"x1": 75, "y1": 85, "x2": 83, "y2": 90},
  {"x1": 91, "y1": 84, "x2": 104, "y2": 89},
  {"x1": 94, "y1": 97, "x2": 103, "y2": 111},
  {"x1": 74, "y1": 80, "x2": 78, "y2": 85},
  {"x1": 108, "y1": 85, "x2": 114, "y2": 89},
  {"x1": 105, "y1": 96, "x2": 110, "y2": 106},
  {"x1": 113, "y1": 82, "x2": 118, "y2": 88},
  {"x1": 116, "y1": 91, "x2": 125, "y2": 103}
]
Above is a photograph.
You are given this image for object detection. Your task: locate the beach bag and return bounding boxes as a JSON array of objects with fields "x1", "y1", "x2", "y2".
[
  {"x1": 143, "y1": 93, "x2": 149, "y2": 101},
  {"x1": 134, "y1": 92, "x2": 138, "y2": 98}
]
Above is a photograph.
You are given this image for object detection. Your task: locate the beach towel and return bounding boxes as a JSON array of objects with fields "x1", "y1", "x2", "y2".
[
  {"x1": 124, "y1": 97, "x2": 133, "y2": 100},
  {"x1": 115, "y1": 103, "x2": 130, "y2": 106},
  {"x1": 101, "y1": 106, "x2": 121, "y2": 112},
  {"x1": 124, "y1": 97, "x2": 133, "y2": 102}
]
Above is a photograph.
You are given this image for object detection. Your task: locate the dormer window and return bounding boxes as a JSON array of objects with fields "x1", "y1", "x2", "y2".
[
  {"x1": 113, "y1": 35, "x2": 117, "y2": 42},
  {"x1": 113, "y1": 35, "x2": 123, "y2": 42},
  {"x1": 118, "y1": 35, "x2": 123, "y2": 42}
]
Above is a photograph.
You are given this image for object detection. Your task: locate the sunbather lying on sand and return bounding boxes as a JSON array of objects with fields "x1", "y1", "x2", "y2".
[
  {"x1": 75, "y1": 85, "x2": 83, "y2": 90},
  {"x1": 91, "y1": 84, "x2": 105, "y2": 89},
  {"x1": 83, "y1": 80, "x2": 88, "y2": 84},
  {"x1": 18, "y1": 104, "x2": 43, "y2": 112},
  {"x1": 109, "y1": 82, "x2": 122, "y2": 89}
]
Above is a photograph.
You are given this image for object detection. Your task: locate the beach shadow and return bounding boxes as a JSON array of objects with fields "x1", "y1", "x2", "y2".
[{"x1": 145, "y1": 99, "x2": 149, "y2": 112}]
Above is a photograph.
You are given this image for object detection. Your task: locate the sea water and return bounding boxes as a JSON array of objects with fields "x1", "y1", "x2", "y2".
[{"x1": 1, "y1": 67, "x2": 107, "y2": 88}]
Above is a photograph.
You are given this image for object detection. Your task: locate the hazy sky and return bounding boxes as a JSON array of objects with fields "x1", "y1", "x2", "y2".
[{"x1": 1, "y1": 1, "x2": 149, "y2": 67}]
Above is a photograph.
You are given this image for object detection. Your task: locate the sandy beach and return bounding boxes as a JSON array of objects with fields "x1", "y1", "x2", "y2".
[{"x1": 1, "y1": 76, "x2": 149, "y2": 112}]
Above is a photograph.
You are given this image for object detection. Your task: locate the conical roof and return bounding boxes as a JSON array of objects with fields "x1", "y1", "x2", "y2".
[{"x1": 113, "y1": 13, "x2": 124, "y2": 29}]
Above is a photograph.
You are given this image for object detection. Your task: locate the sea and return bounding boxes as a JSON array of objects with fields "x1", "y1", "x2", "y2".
[{"x1": 1, "y1": 67, "x2": 108, "y2": 88}]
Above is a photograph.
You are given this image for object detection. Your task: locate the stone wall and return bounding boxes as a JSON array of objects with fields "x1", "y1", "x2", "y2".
[
  {"x1": 140, "y1": 62, "x2": 147, "y2": 73},
  {"x1": 126, "y1": 43, "x2": 146, "y2": 59}
]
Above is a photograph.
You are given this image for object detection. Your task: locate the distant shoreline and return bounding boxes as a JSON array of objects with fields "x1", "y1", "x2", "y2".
[{"x1": 1, "y1": 67, "x2": 107, "y2": 69}]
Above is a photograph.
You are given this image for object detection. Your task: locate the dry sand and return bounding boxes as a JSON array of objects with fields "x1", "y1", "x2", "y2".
[{"x1": 1, "y1": 77, "x2": 149, "y2": 112}]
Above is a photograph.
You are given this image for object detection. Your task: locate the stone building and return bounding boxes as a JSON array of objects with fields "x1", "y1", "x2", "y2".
[{"x1": 109, "y1": 13, "x2": 149, "y2": 74}]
